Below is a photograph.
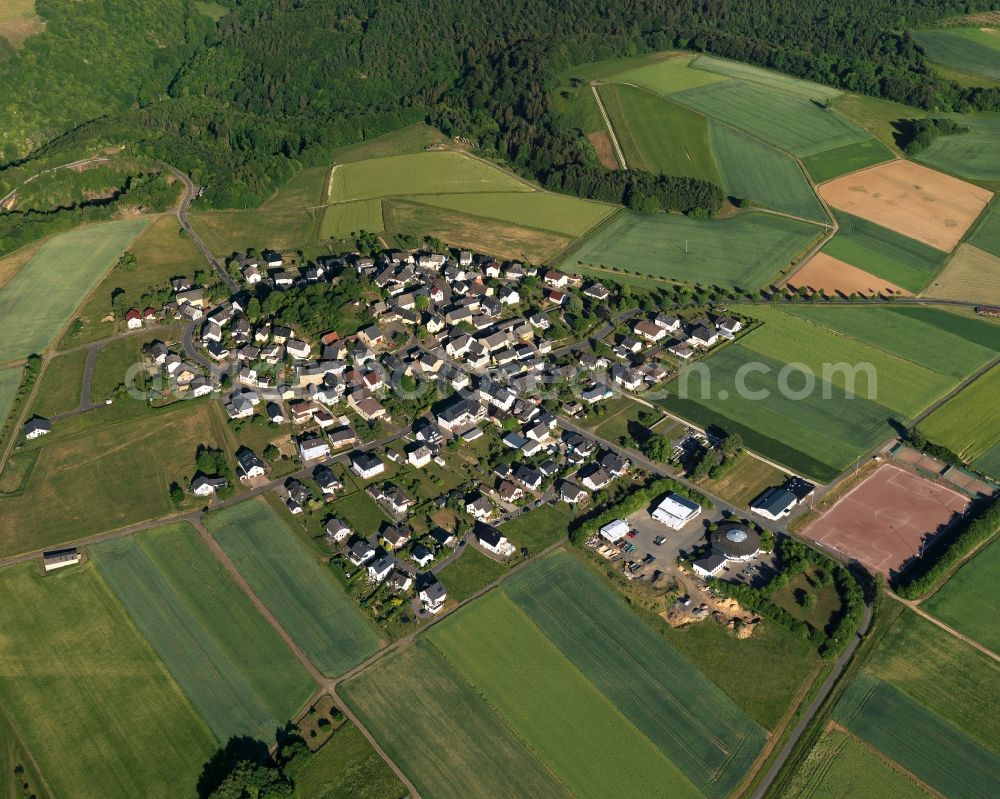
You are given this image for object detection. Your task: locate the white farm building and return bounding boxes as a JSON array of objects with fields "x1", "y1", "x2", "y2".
[{"x1": 651, "y1": 493, "x2": 701, "y2": 530}]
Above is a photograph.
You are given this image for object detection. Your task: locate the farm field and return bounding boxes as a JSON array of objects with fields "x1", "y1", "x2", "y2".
[
  {"x1": 921, "y1": 540, "x2": 1000, "y2": 661},
  {"x1": 261, "y1": 165, "x2": 327, "y2": 211},
  {"x1": 830, "y1": 93, "x2": 919, "y2": 152},
  {"x1": 399, "y1": 190, "x2": 615, "y2": 237},
  {"x1": 920, "y1": 364, "x2": 1000, "y2": 463},
  {"x1": 188, "y1": 209, "x2": 317, "y2": 256},
  {"x1": 0, "y1": 368, "x2": 19, "y2": 428},
  {"x1": 671, "y1": 80, "x2": 870, "y2": 157},
  {"x1": 207, "y1": 500, "x2": 381, "y2": 676},
  {"x1": 606, "y1": 53, "x2": 728, "y2": 95},
  {"x1": 328, "y1": 151, "x2": 531, "y2": 202},
  {"x1": 28, "y1": 349, "x2": 85, "y2": 417},
  {"x1": 689, "y1": 55, "x2": 841, "y2": 99},
  {"x1": 821, "y1": 211, "x2": 947, "y2": 293},
  {"x1": 0, "y1": 239, "x2": 43, "y2": 291},
  {"x1": 563, "y1": 210, "x2": 820, "y2": 290},
  {"x1": 0, "y1": 400, "x2": 227, "y2": 557},
  {"x1": 290, "y1": 724, "x2": 405, "y2": 799},
  {"x1": 504, "y1": 553, "x2": 765, "y2": 798},
  {"x1": 817, "y1": 159, "x2": 992, "y2": 251},
  {"x1": 801, "y1": 138, "x2": 895, "y2": 184},
  {"x1": 340, "y1": 641, "x2": 573, "y2": 799},
  {"x1": 327, "y1": 123, "x2": 447, "y2": 164},
  {"x1": 0, "y1": 563, "x2": 216, "y2": 799},
  {"x1": 91, "y1": 523, "x2": 316, "y2": 743},
  {"x1": 0, "y1": 218, "x2": 149, "y2": 361},
  {"x1": 708, "y1": 122, "x2": 827, "y2": 221},
  {"x1": 0, "y1": 704, "x2": 49, "y2": 799},
  {"x1": 429, "y1": 590, "x2": 703, "y2": 799},
  {"x1": 972, "y1": 440, "x2": 1000, "y2": 478},
  {"x1": 913, "y1": 28, "x2": 1000, "y2": 82},
  {"x1": 924, "y1": 244, "x2": 1000, "y2": 304},
  {"x1": 319, "y1": 199, "x2": 384, "y2": 240},
  {"x1": 968, "y1": 198, "x2": 1000, "y2": 257},
  {"x1": 787, "y1": 252, "x2": 910, "y2": 297},
  {"x1": 598, "y1": 83, "x2": 719, "y2": 182},
  {"x1": 915, "y1": 115, "x2": 1000, "y2": 183},
  {"x1": 778, "y1": 725, "x2": 932, "y2": 799}
]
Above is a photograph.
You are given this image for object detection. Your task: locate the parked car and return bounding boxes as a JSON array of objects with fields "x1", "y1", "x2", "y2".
[{"x1": 653, "y1": 535, "x2": 666, "y2": 545}]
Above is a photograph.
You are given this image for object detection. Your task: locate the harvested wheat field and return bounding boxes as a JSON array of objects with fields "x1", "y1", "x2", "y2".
[
  {"x1": 924, "y1": 243, "x2": 1000, "y2": 304},
  {"x1": 788, "y1": 252, "x2": 910, "y2": 296},
  {"x1": 818, "y1": 160, "x2": 992, "y2": 251}
]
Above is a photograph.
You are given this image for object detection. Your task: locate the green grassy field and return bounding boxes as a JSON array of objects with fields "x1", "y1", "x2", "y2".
[
  {"x1": 768, "y1": 567, "x2": 843, "y2": 631},
  {"x1": 822, "y1": 211, "x2": 946, "y2": 293},
  {"x1": 921, "y1": 364, "x2": 1000, "y2": 462},
  {"x1": 915, "y1": 115, "x2": 1000, "y2": 183},
  {"x1": 690, "y1": 55, "x2": 841, "y2": 99},
  {"x1": 498, "y1": 504, "x2": 572, "y2": 553},
  {"x1": 563, "y1": 210, "x2": 820, "y2": 289},
  {"x1": 0, "y1": 368, "x2": 19, "y2": 427},
  {"x1": 328, "y1": 123, "x2": 447, "y2": 164},
  {"x1": 0, "y1": 219, "x2": 149, "y2": 361},
  {"x1": 290, "y1": 724, "x2": 405, "y2": 799},
  {"x1": 923, "y1": 536, "x2": 1000, "y2": 653},
  {"x1": 504, "y1": 554, "x2": 765, "y2": 798},
  {"x1": 802, "y1": 139, "x2": 896, "y2": 183},
  {"x1": 605, "y1": 53, "x2": 729, "y2": 95},
  {"x1": 925, "y1": 244, "x2": 1000, "y2": 305},
  {"x1": 188, "y1": 209, "x2": 317, "y2": 256},
  {"x1": 320, "y1": 199, "x2": 384, "y2": 239},
  {"x1": 429, "y1": 590, "x2": 703, "y2": 799},
  {"x1": 914, "y1": 28, "x2": 1000, "y2": 82},
  {"x1": 699, "y1": 452, "x2": 789, "y2": 507},
  {"x1": 261, "y1": 166, "x2": 328, "y2": 211},
  {"x1": 0, "y1": 702, "x2": 50, "y2": 799},
  {"x1": 329, "y1": 151, "x2": 531, "y2": 202},
  {"x1": 435, "y1": 545, "x2": 509, "y2": 602},
  {"x1": 340, "y1": 641, "x2": 573, "y2": 799},
  {"x1": 326, "y1": 491, "x2": 391, "y2": 541},
  {"x1": 972, "y1": 439, "x2": 1000, "y2": 477},
  {"x1": 92, "y1": 523, "x2": 316, "y2": 742},
  {"x1": 834, "y1": 674, "x2": 1000, "y2": 799},
  {"x1": 779, "y1": 725, "x2": 932, "y2": 799},
  {"x1": 400, "y1": 191, "x2": 615, "y2": 237},
  {"x1": 968, "y1": 199, "x2": 1000, "y2": 257},
  {"x1": 29, "y1": 349, "x2": 85, "y2": 417},
  {"x1": 89, "y1": 327, "x2": 177, "y2": 403},
  {"x1": 207, "y1": 500, "x2": 381, "y2": 676},
  {"x1": 708, "y1": 122, "x2": 827, "y2": 221},
  {"x1": 671, "y1": 81, "x2": 870, "y2": 157},
  {"x1": 830, "y1": 93, "x2": 916, "y2": 152},
  {"x1": 0, "y1": 563, "x2": 216, "y2": 799},
  {"x1": 598, "y1": 83, "x2": 719, "y2": 182}
]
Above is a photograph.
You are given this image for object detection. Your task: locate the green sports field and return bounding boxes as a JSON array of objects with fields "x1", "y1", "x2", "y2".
[
  {"x1": 923, "y1": 537, "x2": 1000, "y2": 655},
  {"x1": 598, "y1": 83, "x2": 720, "y2": 182},
  {"x1": 0, "y1": 367, "x2": 19, "y2": 427},
  {"x1": 207, "y1": 500, "x2": 381, "y2": 676},
  {"x1": 92, "y1": 523, "x2": 316, "y2": 743},
  {"x1": 915, "y1": 115, "x2": 1000, "y2": 183},
  {"x1": 428, "y1": 590, "x2": 702, "y2": 799},
  {"x1": 328, "y1": 151, "x2": 531, "y2": 202},
  {"x1": 563, "y1": 210, "x2": 820, "y2": 290},
  {"x1": 914, "y1": 29, "x2": 1000, "y2": 82},
  {"x1": 689, "y1": 55, "x2": 841, "y2": 99},
  {"x1": 0, "y1": 219, "x2": 149, "y2": 361},
  {"x1": 399, "y1": 191, "x2": 615, "y2": 237},
  {"x1": 320, "y1": 199, "x2": 384, "y2": 239},
  {"x1": 671, "y1": 80, "x2": 870, "y2": 157},
  {"x1": 801, "y1": 139, "x2": 895, "y2": 183},
  {"x1": 968, "y1": 199, "x2": 1000, "y2": 257},
  {"x1": 822, "y1": 211, "x2": 946, "y2": 293},
  {"x1": 504, "y1": 554, "x2": 765, "y2": 799},
  {"x1": 0, "y1": 563, "x2": 216, "y2": 799},
  {"x1": 920, "y1": 364, "x2": 1000, "y2": 463},
  {"x1": 341, "y1": 641, "x2": 573, "y2": 799},
  {"x1": 708, "y1": 122, "x2": 827, "y2": 222}
]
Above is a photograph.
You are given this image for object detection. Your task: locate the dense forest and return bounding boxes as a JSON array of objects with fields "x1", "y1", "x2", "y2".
[{"x1": 1, "y1": 0, "x2": 998, "y2": 211}]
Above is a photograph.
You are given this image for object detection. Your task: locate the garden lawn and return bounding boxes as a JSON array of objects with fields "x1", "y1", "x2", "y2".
[
  {"x1": 327, "y1": 490, "x2": 391, "y2": 538},
  {"x1": 564, "y1": 210, "x2": 820, "y2": 290},
  {"x1": 821, "y1": 211, "x2": 946, "y2": 293},
  {"x1": 598, "y1": 83, "x2": 719, "y2": 182},
  {"x1": 922, "y1": 538, "x2": 1000, "y2": 655},
  {"x1": 207, "y1": 500, "x2": 381, "y2": 676},
  {"x1": 291, "y1": 724, "x2": 405, "y2": 799},
  {"x1": 92, "y1": 523, "x2": 316, "y2": 743},
  {"x1": 320, "y1": 199, "x2": 384, "y2": 239},
  {"x1": 709, "y1": 122, "x2": 827, "y2": 221},
  {"x1": 505, "y1": 554, "x2": 765, "y2": 799},
  {"x1": 802, "y1": 139, "x2": 895, "y2": 184},
  {"x1": 0, "y1": 218, "x2": 149, "y2": 361},
  {"x1": 429, "y1": 590, "x2": 702, "y2": 799},
  {"x1": 499, "y1": 504, "x2": 572, "y2": 553},
  {"x1": 913, "y1": 29, "x2": 1000, "y2": 82},
  {"x1": 671, "y1": 81, "x2": 870, "y2": 157},
  {"x1": 0, "y1": 563, "x2": 216, "y2": 799},
  {"x1": 921, "y1": 364, "x2": 1000, "y2": 461},
  {"x1": 340, "y1": 641, "x2": 572, "y2": 799}
]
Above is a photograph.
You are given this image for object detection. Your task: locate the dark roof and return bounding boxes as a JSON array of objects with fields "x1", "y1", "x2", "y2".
[
  {"x1": 351, "y1": 451, "x2": 383, "y2": 470},
  {"x1": 693, "y1": 553, "x2": 727, "y2": 572},
  {"x1": 475, "y1": 522, "x2": 504, "y2": 548},
  {"x1": 710, "y1": 523, "x2": 762, "y2": 558},
  {"x1": 751, "y1": 487, "x2": 797, "y2": 515}
]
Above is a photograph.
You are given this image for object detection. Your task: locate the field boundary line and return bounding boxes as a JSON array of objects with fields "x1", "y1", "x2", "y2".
[{"x1": 591, "y1": 83, "x2": 628, "y2": 169}]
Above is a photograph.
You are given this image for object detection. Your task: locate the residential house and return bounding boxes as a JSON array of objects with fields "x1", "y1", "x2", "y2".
[
  {"x1": 298, "y1": 434, "x2": 330, "y2": 461},
  {"x1": 348, "y1": 540, "x2": 376, "y2": 567},
  {"x1": 350, "y1": 451, "x2": 385, "y2": 480},
  {"x1": 235, "y1": 447, "x2": 266, "y2": 481},
  {"x1": 419, "y1": 581, "x2": 447, "y2": 614},
  {"x1": 23, "y1": 418, "x2": 51, "y2": 439},
  {"x1": 475, "y1": 523, "x2": 515, "y2": 557}
]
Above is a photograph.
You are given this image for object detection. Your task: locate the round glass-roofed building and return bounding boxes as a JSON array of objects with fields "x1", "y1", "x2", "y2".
[{"x1": 709, "y1": 522, "x2": 762, "y2": 562}]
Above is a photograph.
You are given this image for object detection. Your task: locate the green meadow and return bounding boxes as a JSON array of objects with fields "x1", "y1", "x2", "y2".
[{"x1": 923, "y1": 537, "x2": 1000, "y2": 655}]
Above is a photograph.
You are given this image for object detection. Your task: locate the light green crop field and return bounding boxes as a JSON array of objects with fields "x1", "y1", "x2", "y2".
[
  {"x1": 914, "y1": 28, "x2": 1000, "y2": 82},
  {"x1": 188, "y1": 209, "x2": 317, "y2": 256},
  {"x1": 973, "y1": 440, "x2": 1000, "y2": 478},
  {"x1": 320, "y1": 199, "x2": 384, "y2": 239},
  {"x1": 261, "y1": 166, "x2": 327, "y2": 211},
  {"x1": 0, "y1": 219, "x2": 149, "y2": 361},
  {"x1": 563, "y1": 210, "x2": 820, "y2": 289},
  {"x1": 429, "y1": 590, "x2": 702, "y2": 799},
  {"x1": 0, "y1": 368, "x2": 19, "y2": 427},
  {"x1": 399, "y1": 191, "x2": 615, "y2": 237},
  {"x1": 925, "y1": 244, "x2": 1000, "y2": 305},
  {"x1": 916, "y1": 115, "x2": 1000, "y2": 183},
  {"x1": 207, "y1": 500, "x2": 381, "y2": 677},
  {"x1": 291, "y1": 724, "x2": 405, "y2": 799},
  {"x1": 921, "y1": 364, "x2": 1000, "y2": 461},
  {"x1": 708, "y1": 122, "x2": 827, "y2": 221},
  {"x1": 329, "y1": 151, "x2": 531, "y2": 202},
  {"x1": 822, "y1": 211, "x2": 946, "y2": 293},
  {"x1": 779, "y1": 725, "x2": 932, "y2": 799},
  {"x1": 28, "y1": 349, "x2": 85, "y2": 417},
  {"x1": 968, "y1": 198, "x2": 1000, "y2": 257},
  {"x1": 341, "y1": 641, "x2": 573, "y2": 799},
  {"x1": 779, "y1": 305, "x2": 1000, "y2": 380},
  {"x1": 921, "y1": 540, "x2": 1000, "y2": 660},
  {"x1": 505, "y1": 554, "x2": 765, "y2": 799},
  {"x1": 0, "y1": 563, "x2": 216, "y2": 799},
  {"x1": 606, "y1": 53, "x2": 729, "y2": 95},
  {"x1": 690, "y1": 55, "x2": 842, "y2": 99},
  {"x1": 598, "y1": 83, "x2": 720, "y2": 182},
  {"x1": 92, "y1": 523, "x2": 316, "y2": 743},
  {"x1": 802, "y1": 139, "x2": 896, "y2": 183},
  {"x1": 671, "y1": 81, "x2": 870, "y2": 157},
  {"x1": 834, "y1": 674, "x2": 1000, "y2": 799}
]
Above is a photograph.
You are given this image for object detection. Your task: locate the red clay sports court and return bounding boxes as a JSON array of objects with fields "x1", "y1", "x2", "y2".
[{"x1": 803, "y1": 464, "x2": 970, "y2": 578}]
